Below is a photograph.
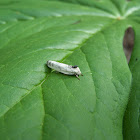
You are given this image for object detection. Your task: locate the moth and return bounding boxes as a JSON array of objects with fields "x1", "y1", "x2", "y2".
[{"x1": 47, "y1": 60, "x2": 83, "y2": 80}]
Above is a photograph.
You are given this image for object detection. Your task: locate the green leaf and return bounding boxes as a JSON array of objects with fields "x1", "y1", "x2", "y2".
[{"x1": 0, "y1": 0, "x2": 139, "y2": 140}]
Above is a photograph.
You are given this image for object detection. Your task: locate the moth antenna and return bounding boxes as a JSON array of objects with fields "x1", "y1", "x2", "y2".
[{"x1": 76, "y1": 75, "x2": 80, "y2": 80}]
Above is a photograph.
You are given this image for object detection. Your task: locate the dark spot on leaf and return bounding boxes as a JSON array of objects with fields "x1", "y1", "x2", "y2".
[
  {"x1": 72, "y1": 20, "x2": 81, "y2": 25},
  {"x1": 123, "y1": 27, "x2": 134, "y2": 63},
  {"x1": 136, "y1": 58, "x2": 138, "y2": 61}
]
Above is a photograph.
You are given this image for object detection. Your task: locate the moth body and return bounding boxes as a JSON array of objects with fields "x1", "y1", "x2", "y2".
[{"x1": 47, "y1": 60, "x2": 82, "y2": 80}]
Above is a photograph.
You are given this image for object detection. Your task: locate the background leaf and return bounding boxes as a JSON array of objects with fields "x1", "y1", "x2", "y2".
[
  {"x1": 0, "y1": 0, "x2": 140, "y2": 140},
  {"x1": 123, "y1": 23, "x2": 140, "y2": 140}
]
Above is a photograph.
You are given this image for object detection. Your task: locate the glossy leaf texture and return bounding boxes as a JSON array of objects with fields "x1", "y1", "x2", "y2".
[{"x1": 0, "y1": 0, "x2": 140, "y2": 140}]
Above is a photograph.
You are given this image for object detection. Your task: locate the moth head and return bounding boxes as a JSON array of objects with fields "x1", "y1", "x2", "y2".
[
  {"x1": 72, "y1": 65, "x2": 78, "y2": 68},
  {"x1": 74, "y1": 67, "x2": 82, "y2": 76}
]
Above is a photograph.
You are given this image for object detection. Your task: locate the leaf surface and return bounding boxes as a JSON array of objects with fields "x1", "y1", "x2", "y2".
[{"x1": 0, "y1": 0, "x2": 140, "y2": 140}]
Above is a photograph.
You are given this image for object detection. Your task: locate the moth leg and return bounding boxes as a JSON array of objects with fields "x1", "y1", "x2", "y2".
[
  {"x1": 81, "y1": 74, "x2": 83, "y2": 76},
  {"x1": 55, "y1": 71, "x2": 59, "y2": 74},
  {"x1": 76, "y1": 75, "x2": 80, "y2": 80},
  {"x1": 51, "y1": 70, "x2": 59, "y2": 73}
]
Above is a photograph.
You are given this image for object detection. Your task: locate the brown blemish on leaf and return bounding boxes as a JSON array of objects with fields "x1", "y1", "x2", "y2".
[
  {"x1": 123, "y1": 27, "x2": 134, "y2": 63},
  {"x1": 72, "y1": 20, "x2": 81, "y2": 25},
  {"x1": 117, "y1": 17, "x2": 121, "y2": 20}
]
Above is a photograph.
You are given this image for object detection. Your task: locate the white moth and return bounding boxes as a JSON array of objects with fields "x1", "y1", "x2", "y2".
[{"x1": 47, "y1": 60, "x2": 83, "y2": 80}]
